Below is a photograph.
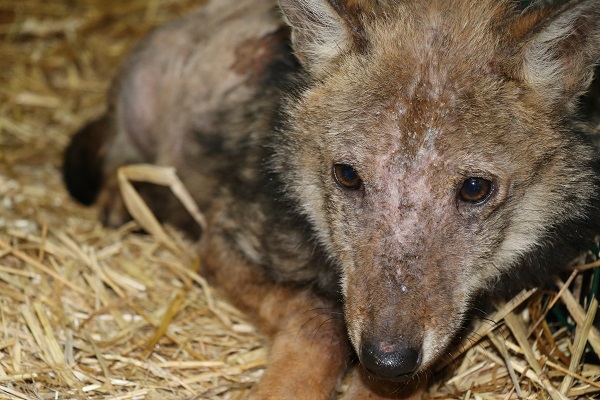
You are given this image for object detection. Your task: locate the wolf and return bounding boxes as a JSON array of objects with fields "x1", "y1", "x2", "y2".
[{"x1": 63, "y1": 0, "x2": 600, "y2": 398}]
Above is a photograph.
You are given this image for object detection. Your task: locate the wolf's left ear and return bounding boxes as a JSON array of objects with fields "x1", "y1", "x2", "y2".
[
  {"x1": 516, "y1": 0, "x2": 600, "y2": 110},
  {"x1": 278, "y1": 0, "x2": 370, "y2": 74}
]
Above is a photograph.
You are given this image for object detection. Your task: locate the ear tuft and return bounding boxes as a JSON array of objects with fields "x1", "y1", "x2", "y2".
[
  {"x1": 278, "y1": 0, "x2": 356, "y2": 73},
  {"x1": 519, "y1": 0, "x2": 600, "y2": 108}
]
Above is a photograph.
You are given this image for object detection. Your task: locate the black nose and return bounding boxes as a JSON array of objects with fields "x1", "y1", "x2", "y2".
[{"x1": 360, "y1": 341, "x2": 421, "y2": 381}]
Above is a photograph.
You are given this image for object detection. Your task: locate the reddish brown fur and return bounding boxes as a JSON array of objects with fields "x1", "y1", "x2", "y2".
[
  {"x1": 64, "y1": 0, "x2": 600, "y2": 398},
  {"x1": 200, "y1": 231, "x2": 350, "y2": 399}
]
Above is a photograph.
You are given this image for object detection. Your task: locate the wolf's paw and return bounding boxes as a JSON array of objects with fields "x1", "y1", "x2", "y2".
[{"x1": 96, "y1": 176, "x2": 131, "y2": 228}]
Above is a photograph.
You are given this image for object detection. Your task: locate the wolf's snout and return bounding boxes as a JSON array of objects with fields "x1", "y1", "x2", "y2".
[{"x1": 360, "y1": 341, "x2": 421, "y2": 381}]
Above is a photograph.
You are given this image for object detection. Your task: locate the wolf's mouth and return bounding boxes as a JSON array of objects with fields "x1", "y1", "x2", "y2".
[{"x1": 359, "y1": 341, "x2": 423, "y2": 382}]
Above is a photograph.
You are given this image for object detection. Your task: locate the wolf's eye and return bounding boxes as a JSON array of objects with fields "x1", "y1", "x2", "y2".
[
  {"x1": 333, "y1": 164, "x2": 362, "y2": 190},
  {"x1": 459, "y1": 177, "x2": 492, "y2": 204}
]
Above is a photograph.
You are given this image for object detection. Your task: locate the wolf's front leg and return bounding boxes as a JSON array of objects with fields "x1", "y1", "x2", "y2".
[
  {"x1": 246, "y1": 292, "x2": 350, "y2": 399},
  {"x1": 201, "y1": 232, "x2": 350, "y2": 399}
]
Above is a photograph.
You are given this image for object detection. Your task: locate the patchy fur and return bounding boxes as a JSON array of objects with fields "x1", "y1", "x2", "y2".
[{"x1": 64, "y1": 0, "x2": 600, "y2": 398}]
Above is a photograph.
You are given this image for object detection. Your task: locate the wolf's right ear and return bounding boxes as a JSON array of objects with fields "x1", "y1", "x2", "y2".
[{"x1": 278, "y1": 0, "x2": 369, "y2": 74}]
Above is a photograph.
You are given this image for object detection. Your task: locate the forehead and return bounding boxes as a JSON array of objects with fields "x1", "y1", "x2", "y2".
[
  {"x1": 316, "y1": 8, "x2": 519, "y2": 158},
  {"x1": 320, "y1": 70, "x2": 499, "y2": 165}
]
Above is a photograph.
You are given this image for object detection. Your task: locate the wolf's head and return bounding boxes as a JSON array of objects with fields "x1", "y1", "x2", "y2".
[{"x1": 273, "y1": 0, "x2": 600, "y2": 382}]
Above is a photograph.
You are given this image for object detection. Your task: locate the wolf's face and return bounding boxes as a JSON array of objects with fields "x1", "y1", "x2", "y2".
[{"x1": 274, "y1": 0, "x2": 600, "y2": 380}]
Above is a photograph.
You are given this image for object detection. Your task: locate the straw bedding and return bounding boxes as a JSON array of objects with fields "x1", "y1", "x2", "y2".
[{"x1": 0, "y1": 0, "x2": 598, "y2": 398}]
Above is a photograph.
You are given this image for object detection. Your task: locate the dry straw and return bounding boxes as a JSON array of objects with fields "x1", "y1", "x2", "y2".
[{"x1": 0, "y1": 0, "x2": 598, "y2": 398}]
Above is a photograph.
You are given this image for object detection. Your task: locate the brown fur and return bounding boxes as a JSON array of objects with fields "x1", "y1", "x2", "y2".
[{"x1": 64, "y1": 0, "x2": 600, "y2": 398}]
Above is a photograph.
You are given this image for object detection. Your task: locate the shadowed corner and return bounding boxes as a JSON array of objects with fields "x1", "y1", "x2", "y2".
[{"x1": 62, "y1": 114, "x2": 111, "y2": 206}]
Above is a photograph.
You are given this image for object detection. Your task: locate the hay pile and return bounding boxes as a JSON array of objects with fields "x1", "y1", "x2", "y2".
[
  {"x1": 0, "y1": 0, "x2": 598, "y2": 398},
  {"x1": 1, "y1": 1, "x2": 264, "y2": 399}
]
